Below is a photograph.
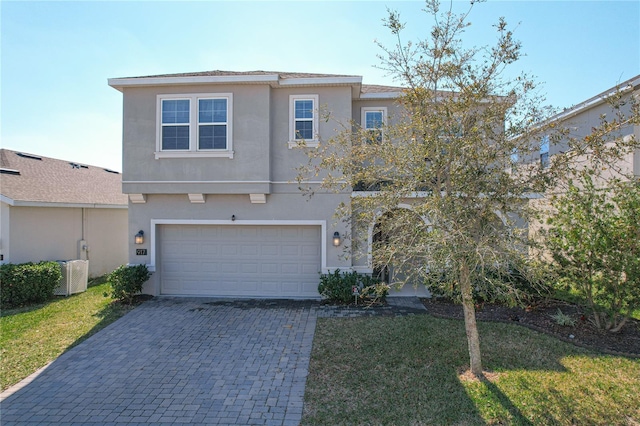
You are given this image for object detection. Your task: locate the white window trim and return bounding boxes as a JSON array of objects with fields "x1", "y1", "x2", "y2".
[
  {"x1": 156, "y1": 93, "x2": 234, "y2": 159},
  {"x1": 288, "y1": 94, "x2": 319, "y2": 149},
  {"x1": 361, "y1": 107, "x2": 387, "y2": 142}
]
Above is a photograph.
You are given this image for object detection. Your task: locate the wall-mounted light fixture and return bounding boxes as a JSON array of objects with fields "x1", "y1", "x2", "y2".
[
  {"x1": 231, "y1": 215, "x2": 236, "y2": 221},
  {"x1": 332, "y1": 231, "x2": 341, "y2": 247},
  {"x1": 134, "y1": 230, "x2": 144, "y2": 245}
]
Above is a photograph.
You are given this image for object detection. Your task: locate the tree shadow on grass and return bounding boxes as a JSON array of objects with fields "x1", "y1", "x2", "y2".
[
  {"x1": 479, "y1": 377, "x2": 534, "y2": 426},
  {"x1": 302, "y1": 314, "x2": 617, "y2": 426}
]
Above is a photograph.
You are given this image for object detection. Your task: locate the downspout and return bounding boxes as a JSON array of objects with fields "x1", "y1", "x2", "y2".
[{"x1": 79, "y1": 208, "x2": 89, "y2": 261}]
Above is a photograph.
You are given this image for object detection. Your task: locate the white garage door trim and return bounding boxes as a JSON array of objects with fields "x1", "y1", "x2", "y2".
[{"x1": 148, "y1": 219, "x2": 327, "y2": 274}]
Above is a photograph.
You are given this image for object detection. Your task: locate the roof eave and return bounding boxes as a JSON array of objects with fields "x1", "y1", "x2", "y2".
[
  {"x1": 108, "y1": 74, "x2": 364, "y2": 91},
  {"x1": 359, "y1": 92, "x2": 403, "y2": 100},
  {"x1": 108, "y1": 74, "x2": 280, "y2": 91},
  {"x1": 1, "y1": 198, "x2": 128, "y2": 209}
]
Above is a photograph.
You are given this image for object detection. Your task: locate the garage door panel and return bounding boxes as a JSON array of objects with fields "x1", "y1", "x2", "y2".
[
  {"x1": 261, "y1": 244, "x2": 279, "y2": 255},
  {"x1": 220, "y1": 228, "x2": 238, "y2": 238},
  {"x1": 302, "y1": 245, "x2": 320, "y2": 256},
  {"x1": 202, "y1": 262, "x2": 219, "y2": 272},
  {"x1": 160, "y1": 224, "x2": 321, "y2": 297},
  {"x1": 301, "y1": 263, "x2": 320, "y2": 274},
  {"x1": 281, "y1": 263, "x2": 299, "y2": 274},
  {"x1": 202, "y1": 243, "x2": 219, "y2": 255},
  {"x1": 240, "y1": 244, "x2": 258, "y2": 255},
  {"x1": 241, "y1": 263, "x2": 259, "y2": 274}
]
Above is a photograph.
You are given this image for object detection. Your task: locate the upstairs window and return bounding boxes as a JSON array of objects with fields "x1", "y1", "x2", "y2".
[
  {"x1": 362, "y1": 107, "x2": 387, "y2": 143},
  {"x1": 198, "y1": 98, "x2": 228, "y2": 150},
  {"x1": 161, "y1": 99, "x2": 190, "y2": 150},
  {"x1": 157, "y1": 93, "x2": 233, "y2": 158},
  {"x1": 289, "y1": 94, "x2": 319, "y2": 148},
  {"x1": 540, "y1": 135, "x2": 550, "y2": 168}
]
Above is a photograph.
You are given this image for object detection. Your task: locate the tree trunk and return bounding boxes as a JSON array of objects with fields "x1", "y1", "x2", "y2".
[{"x1": 460, "y1": 261, "x2": 483, "y2": 378}]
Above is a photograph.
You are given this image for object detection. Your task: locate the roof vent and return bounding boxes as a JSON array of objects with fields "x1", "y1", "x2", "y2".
[
  {"x1": 70, "y1": 162, "x2": 89, "y2": 169},
  {"x1": 0, "y1": 168, "x2": 21, "y2": 175},
  {"x1": 103, "y1": 168, "x2": 120, "y2": 174},
  {"x1": 17, "y1": 152, "x2": 42, "y2": 161}
]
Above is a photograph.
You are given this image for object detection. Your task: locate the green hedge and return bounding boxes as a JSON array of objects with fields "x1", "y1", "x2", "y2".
[
  {"x1": 0, "y1": 261, "x2": 62, "y2": 309},
  {"x1": 108, "y1": 264, "x2": 151, "y2": 304},
  {"x1": 318, "y1": 269, "x2": 385, "y2": 304}
]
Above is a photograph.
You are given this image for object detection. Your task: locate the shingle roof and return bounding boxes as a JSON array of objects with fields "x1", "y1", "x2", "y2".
[
  {"x1": 0, "y1": 149, "x2": 127, "y2": 207},
  {"x1": 361, "y1": 84, "x2": 405, "y2": 94}
]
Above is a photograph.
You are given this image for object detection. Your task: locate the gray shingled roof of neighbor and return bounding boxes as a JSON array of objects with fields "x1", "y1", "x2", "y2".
[{"x1": 0, "y1": 149, "x2": 127, "y2": 207}]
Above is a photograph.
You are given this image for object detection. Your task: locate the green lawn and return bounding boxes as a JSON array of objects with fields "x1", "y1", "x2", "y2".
[
  {"x1": 0, "y1": 279, "x2": 134, "y2": 391},
  {"x1": 4, "y1": 285, "x2": 639, "y2": 424},
  {"x1": 302, "y1": 315, "x2": 640, "y2": 425}
]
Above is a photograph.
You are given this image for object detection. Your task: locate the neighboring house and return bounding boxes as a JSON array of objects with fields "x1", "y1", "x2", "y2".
[
  {"x1": 539, "y1": 74, "x2": 640, "y2": 178},
  {"x1": 108, "y1": 70, "x2": 427, "y2": 298},
  {"x1": 0, "y1": 149, "x2": 128, "y2": 277},
  {"x1": 526, "y1": 75, "x2": 640, "y2": 253}
]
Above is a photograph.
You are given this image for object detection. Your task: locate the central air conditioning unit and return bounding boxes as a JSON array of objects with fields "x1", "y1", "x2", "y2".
[{"x1": 54, "y1": 260, "x2": 89, "y2": 296}]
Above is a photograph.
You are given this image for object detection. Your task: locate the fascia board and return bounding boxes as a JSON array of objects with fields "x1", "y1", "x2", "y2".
[
  {"x1": 543, "y1": 76, "x2": 640, "y2": 125},
  {"x1": 108, "y1": 74, "x2": 280, "y2": 91},
  {"x1": 0, "y1": 194, "x2": 15, "y2": 206},
  {"x1": 4, "y1": 200, "x2": 127, "y2": 209},
  {"x1": 359, "y1": 92, "x2": 402, "y2": 100}
]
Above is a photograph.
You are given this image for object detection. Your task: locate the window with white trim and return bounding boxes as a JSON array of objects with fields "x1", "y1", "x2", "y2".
[
  {"x1": 289, "y1": 94, "x2": 319, "y2": 148},
  {"x1": 361, "y1": 107, "x2": 387, "y2": 143},
  {"x1": 157, "y1": 93, "x2": 233, "y2": 158}
]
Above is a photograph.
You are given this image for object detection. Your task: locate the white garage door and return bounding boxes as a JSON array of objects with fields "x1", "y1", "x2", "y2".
[{"x1": 159, "y1": 224, "x2": 321, "y2": 297}]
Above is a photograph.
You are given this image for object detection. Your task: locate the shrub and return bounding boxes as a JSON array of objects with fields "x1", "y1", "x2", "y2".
[
  {"x1": 550, "y1": 308, "x2": 576, "y2": 327},
  {"x1": 318, "y1": 269, "x2": 384, "y2": 304},
  {"x1": 0, "y1": 261, "x2": 62, "y2": 308},
  {"x1": 360, "y1": 280, "x2": 390, "y2": 306},
  {"x1": 545, "y1": 177, "x2": 640, "y2": 332},
  {"x1": 108, "y1": 264, "x2": 151, "y2": 304},
  {"x1": 427, "y1": 260, "x2": 552, "y2": 307}
]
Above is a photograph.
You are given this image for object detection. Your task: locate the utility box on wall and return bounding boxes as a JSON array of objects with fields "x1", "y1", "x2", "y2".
[{"x1": 54, "y1": 260, "x2": 89, "y2": 296}]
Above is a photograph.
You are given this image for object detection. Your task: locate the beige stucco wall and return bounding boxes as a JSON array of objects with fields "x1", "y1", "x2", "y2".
[
  {"x1": 129, "y1": 192, "x2": 351, "y2": 295},
  {"x1": 120, "y1": 81, "x2": 364, "y2": 295},
  {"x1": 120, "y1": 83, "x2": 359, "y2": 193},
  {"x1": 546, "y1": 89, "x2": 639, "y2": 178},
  {"x1": 121, "y1": 84, "x2": 272, "y2": 195},
  {"x1": 84, "y1": 208, "x2": 129, "y2": 276},
  {"x1": 2, "y1": 205, "x2": 127, "y2": 277}
]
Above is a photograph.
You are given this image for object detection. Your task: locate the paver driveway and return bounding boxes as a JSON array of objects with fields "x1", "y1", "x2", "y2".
[{"x1": 1, "y1": 298, "x2": 318, "y2": 425}]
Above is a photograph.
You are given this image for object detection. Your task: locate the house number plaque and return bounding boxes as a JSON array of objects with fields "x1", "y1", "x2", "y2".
[{"x1": 136, "y1": 249, "x2": 147, "y2": 256}]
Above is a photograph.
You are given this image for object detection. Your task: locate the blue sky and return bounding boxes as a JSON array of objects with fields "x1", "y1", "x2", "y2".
[{"x1": 2, "y1": 0, "x2": 638, "y2": 172}]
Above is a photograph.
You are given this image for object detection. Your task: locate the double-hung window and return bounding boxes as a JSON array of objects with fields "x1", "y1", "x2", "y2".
[
  {"x1": 361, "y1": 107, "x2": 387, "y2": 143},
  {"x1": 289, "y1": 94, "x2": 319, "y2": 148},
  {"x1": 161, "y1": 99, "x2": 190, "y2": 150},
  {"x1": 198, "y1": 98, "x2": 228, "y2": 150},
  {"x1": 540, "y1": 135, "x2": 549, "y2": 168},
  {"x1": 157, "y1": 93, "x2": 233, "y2": 158}
]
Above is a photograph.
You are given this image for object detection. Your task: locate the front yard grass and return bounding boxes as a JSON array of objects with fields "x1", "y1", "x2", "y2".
[
  {"x1": 303, "y1": 315, "x2": 640, "y2": 425},
  {"x1": 0, "y1": 279, "x2": 134, "y2": 391}
]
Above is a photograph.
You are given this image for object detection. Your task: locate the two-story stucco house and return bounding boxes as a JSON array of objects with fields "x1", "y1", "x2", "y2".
[
  {"x1": 108, "y1": 71, "x2": 420, "y2": 298},
  {"x1": 539, "y1": 74, "x2": 640, "y2": 178}
]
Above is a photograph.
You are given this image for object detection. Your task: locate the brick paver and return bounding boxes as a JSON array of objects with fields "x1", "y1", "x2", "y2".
[
  {"x1": 0, "y1": 297, "x2": 426, "y2": 425},
  {"x1": 0, "y1": 298, "x2": 318, "y2": 425}
]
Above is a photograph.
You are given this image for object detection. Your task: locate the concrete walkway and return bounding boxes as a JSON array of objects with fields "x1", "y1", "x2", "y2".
[{"x1": 1, "y1": 298, "x2": 318, "y2": 425}]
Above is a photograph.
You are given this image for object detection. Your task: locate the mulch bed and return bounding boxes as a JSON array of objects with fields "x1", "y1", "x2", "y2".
[{"x1": 421, "y1": 298, "x2": 640, "y2": 358}]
